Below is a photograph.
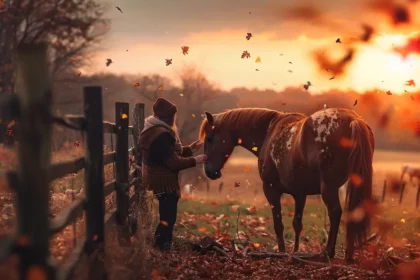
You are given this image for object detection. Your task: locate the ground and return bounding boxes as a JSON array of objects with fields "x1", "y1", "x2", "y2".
[{"x1": 0, "y1": 146, "x2": 420, "y2": 279}]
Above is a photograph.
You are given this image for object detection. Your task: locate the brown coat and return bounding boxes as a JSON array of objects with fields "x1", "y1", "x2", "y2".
[{"x1": 139, "y1": 125, "x2": 196, "y2": 196}]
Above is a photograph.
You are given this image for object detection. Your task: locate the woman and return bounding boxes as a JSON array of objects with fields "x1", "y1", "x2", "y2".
[{"x1": 139, "y1": 97, "x2": 207, "y2": 251}]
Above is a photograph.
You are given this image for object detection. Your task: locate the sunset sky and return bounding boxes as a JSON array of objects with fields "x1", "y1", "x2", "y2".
[{"x1": 87, "y1": 0, "x2": 420, "y2": 94}]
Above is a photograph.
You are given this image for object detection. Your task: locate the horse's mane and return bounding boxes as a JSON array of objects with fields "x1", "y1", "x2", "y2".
[{"x1": 199, "y1": 108, "x2": 281, "y2": 140}]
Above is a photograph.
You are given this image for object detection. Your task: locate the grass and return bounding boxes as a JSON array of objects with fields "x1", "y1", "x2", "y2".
[
  {"x1": 176, "y1": 198, "x2": 331, "y2": 248},
  {"x1": 175, "y1": 197, "x2": 420, "y2": 250}
]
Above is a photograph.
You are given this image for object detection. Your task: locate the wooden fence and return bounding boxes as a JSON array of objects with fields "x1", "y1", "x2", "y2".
[{"x1": 0, "y1": 44, "x2": 144, "y2": 279}]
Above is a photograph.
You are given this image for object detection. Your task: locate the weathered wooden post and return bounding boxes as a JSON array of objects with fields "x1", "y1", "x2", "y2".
[
  {"x1": 132, "y1": 103, "x2": 145, "y2": 167},
  {"x1": 131, "y1": 103, "x2": 146, "y2": 224},
  {"x1": 381, "y1": 180, "x2": 387, "y2": 203},
  {"x1": 399, "y1": 182, "x2": 405, "y2": 204},
  {"x1": 83, "y1": 86, "x2": 106, "y2": 279},
  {"x1": 15, "y1": 43, "x2": 55, "y2": 279},
  {"x1": 132, "y1": 103, "x2": 144, "y2": 195},
  {"x1": 115, "y1": 102, "x2": 129, "y2": 225}
]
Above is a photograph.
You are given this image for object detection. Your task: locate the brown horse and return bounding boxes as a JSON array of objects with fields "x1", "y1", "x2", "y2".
[{"x1": 199, "y1": 108, "x2": 375, "y2": 261}]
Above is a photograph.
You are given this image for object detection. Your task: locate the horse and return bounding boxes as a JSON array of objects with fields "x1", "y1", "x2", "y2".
[
  {"x1": 400, "y1": 165, "x2": 420, "y2": 184},
  {"x1": 199, "y1": 108, "x2": 375, "y2": 261}
]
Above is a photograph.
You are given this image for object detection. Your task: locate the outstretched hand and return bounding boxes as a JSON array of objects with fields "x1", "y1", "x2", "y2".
[{"x1": 190, "y1": 140, "x2": 204, "y2": 153}]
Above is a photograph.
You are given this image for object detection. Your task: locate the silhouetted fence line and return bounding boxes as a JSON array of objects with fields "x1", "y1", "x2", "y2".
[
  {"x1": 0, "y1": 44, "x2": 144, "y2": 279},
  {"x1": 379, "y1": 179, "x2": 419, "y2": 208}
]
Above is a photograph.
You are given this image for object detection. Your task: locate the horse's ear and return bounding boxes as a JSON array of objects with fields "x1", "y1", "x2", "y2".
[{"x1": 204, "y1": 111, "x2": 214, "y2": 125}]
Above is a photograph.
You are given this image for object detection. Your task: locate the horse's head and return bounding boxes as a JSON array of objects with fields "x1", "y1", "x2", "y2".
[{"x1": 199, "y1": 111, "x2": 235, "y2": 180}]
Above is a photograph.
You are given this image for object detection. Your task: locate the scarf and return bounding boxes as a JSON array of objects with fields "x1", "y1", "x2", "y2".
[{"x1": 142, "y1": 115, "x2": 182, "y2": 154}]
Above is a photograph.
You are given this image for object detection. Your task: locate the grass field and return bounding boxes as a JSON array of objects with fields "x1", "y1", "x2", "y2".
[{"x1": 175, "y1": 147, "x2": 420, "y2": 252}]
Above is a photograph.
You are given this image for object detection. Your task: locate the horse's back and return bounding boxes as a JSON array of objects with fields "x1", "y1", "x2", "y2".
[{"x1": 268, "y1": 108, "x2": 372, "y2": 194}]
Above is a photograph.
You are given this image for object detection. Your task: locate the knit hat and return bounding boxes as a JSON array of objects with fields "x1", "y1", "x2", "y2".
[{"x1": 153, "y1": 97, "x2": 177, "y2": 120}]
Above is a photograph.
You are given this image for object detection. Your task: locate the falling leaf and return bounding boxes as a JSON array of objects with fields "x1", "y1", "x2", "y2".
[
  {"x1": 105, "y1": 58, "x2": 112, "y2": 67},
  {"x1": 288, "y1": 70, "x2": 293, "y2": 73},
  {"x1": 329, "y1": 76, "x2": 335, "y2": 80},
  {"x1": 252, "y1": 146, "x2": 258, "y2": 152},
  {"x1": 198, "y1": 227, "x2": 208, "y2": 233},
  {"x1": 400, "y1": 218, "x2": 406, "y2": 223},
  {"x1": 348, "y1": 207, "x2": 365, "y2": 222},
  {"x1": 410, "y1": 95, "x2": 414, "y2": 100},
  {"x1": 253, "y1": 242, "x2": 261, "y2": 248},
  {"x1": 234, "y1": 182, "x2": 240, "y2": 188},
  {"x1": 350, "y1": 173, "x2": 363, "y2": 187},
  {"x1": 121, "y1": 113, "x2": 128, "y2": 119},
  {"x1": 247, "y1": 206, "x2": 256, "y2": 213},
  {"x1": 181, "y1": 46, "x2": 189, "y2": 55},
  {"x1": 7, "y1": 120, "x2": 15, "y2": 128},
  {"x1": 246, "y1": 32, "x2": 252, "y2": 40},
  {"x1": 165, "y1": 58, "x2": 172, "y2": 66},
  {"x1": 74, "y1": 141, "x2": 80, "y2": 147},
  {"x1": 241, "y1": 51, "x2": 251, "y2": 59},
  {"x1": 27, "y1": 266, "x2": 47, "y2": 280},
  {"x1": 237, "y1": 138, "x2": 242, "y2": 144},
  {"x1": 179, "y1": 93, "x2": 184, "y2": 97},
  {"x1": 115, "y1": 5, "x2": 123, "y2": 13},
  {"x1": 339, "y1": 137, "x2": 354, "y2": 148},
  {"x1": 405, "y1": 79, "x2": 416, "y2": 87},
  {"x1": 354, "y1": 100, "x2": 358, "y2": 106},
  {"x1": 255, "y1": 56, "x2": 261, "y2": 63},
  {"x1": 133, "y1": 82, "x2": 140, "y2": 87},
  {"x1": 336, "y1": 38, "x2": 341, "y2": 43},
  {"x1": 386, "y1": 90, "x2": 392, "y2": 95},
  {"x1": 160, "y1": 220, "x2": 168, "y2": 226}
]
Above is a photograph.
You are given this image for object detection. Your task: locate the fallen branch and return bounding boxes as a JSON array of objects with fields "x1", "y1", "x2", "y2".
[
  {"x1": 248, "y1": 252, "x2": 317, "y2": 259},
  {"x1": 291, "y1": 256, "x2": 375, "y2": 276}
]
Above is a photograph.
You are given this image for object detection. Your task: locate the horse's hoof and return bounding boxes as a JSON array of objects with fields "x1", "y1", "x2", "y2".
[
  {"x1": 278, "y1": 245, "x2": 286, "y2": 253},
  {"x1": 345, "y1": 256, "x2": 355, "y2": 264},
  {"x1": 319, "y1": 250, "x2": 333, "y2": 260}
]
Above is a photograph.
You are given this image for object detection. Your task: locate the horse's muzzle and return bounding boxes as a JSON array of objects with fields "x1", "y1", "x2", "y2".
[{"x1": 205, "y1": 170, "x2": 222, "y2": 180}]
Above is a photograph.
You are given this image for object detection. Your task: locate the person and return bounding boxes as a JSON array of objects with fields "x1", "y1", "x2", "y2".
[{"x1": 139, "y1": 97, "x2": 207, "y2": 251}]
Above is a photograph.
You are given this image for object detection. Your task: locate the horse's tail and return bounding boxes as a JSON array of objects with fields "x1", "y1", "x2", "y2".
[{"x1": 345, "y1": 118, "x2": 374, "y2": 255}]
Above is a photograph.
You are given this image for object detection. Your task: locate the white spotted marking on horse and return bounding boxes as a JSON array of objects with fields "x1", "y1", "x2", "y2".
[
  {"x1": 286, "y1": 125, "x2": 297, "y2": 150},
  {"x1": 311, "y1": 108, "x2": 339, "y2": 143}
]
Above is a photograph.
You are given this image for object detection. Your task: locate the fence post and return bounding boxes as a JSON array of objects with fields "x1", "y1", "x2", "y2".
[
  {"x1": 83, "y1": 86, "x2": 106, "y2": 279},
  {"x1": 399, "y1": 182, "x2": 406, "y2": 204},
  {"x1": 14, "y1": 44, "x2": 55, "y2": 279},
  {"x1": 381, "y1": 180, "x2": 386, "y2": 203},
  {"x1": 132, "y1": 103, "x2": 145, "y2": 167},
  {"x1": 115, "y1": 102, "x2": 129, "y2": 225}
]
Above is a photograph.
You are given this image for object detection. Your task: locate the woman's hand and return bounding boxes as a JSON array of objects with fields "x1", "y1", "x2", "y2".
[
  {"x1": 194, "y1": 154, "x2": 207, "y2": 164},
  {"x1": 190, "y1": 140, "x2": 204, "y2": 153}
]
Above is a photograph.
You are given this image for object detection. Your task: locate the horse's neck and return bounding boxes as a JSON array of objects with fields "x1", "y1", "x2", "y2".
[{"x1": 234, "y1": 117, "x2": 275, "y2": 156}]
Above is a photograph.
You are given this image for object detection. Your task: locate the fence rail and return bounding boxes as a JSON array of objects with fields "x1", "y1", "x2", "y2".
[{"x1": 0, "y1": 43, "x2": 145, "y2": 280}]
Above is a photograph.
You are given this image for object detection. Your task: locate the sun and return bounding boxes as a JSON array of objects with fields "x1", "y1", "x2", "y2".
[{"x1": 387, "y1": 53, "x2": 412, "y2": 73}]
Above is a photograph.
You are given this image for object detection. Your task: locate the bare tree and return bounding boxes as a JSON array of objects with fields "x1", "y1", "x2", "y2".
[{"x1": 0, "y1": 0, "x2": 108, "y2": 144}]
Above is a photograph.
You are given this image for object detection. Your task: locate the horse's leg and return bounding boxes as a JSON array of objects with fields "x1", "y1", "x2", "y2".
[
  {"x1": 292, "y1": 195, "x2": 307, "y2": 252},
  {"x1": 321, "y1": 182, "x2": 342, "y2": 258},
  {"x1": 263, "y1": 182, "x2": 285, "y2": 252}
]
